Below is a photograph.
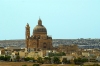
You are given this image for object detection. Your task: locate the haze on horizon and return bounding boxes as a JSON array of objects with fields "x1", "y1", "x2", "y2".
[{"x1": 0, "y1": 0, "x2": 100, "y2": 40}]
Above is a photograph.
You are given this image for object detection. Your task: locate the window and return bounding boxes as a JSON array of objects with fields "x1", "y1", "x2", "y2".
[
  {"x1": 43, "y1": 46, "x2": 46, "y2": 48},
  {"x1": 43, "y1": 43, "x2": 46, "y2": 48}
]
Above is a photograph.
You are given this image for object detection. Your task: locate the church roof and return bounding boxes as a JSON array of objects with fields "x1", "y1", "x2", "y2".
[{"x1": 33, "y1": 18, "x2": 47, "y2": 34}]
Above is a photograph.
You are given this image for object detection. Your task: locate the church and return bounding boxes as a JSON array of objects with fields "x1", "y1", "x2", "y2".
[{"x1": 25, "y1": 18, "x2": 52, "y2": 51}]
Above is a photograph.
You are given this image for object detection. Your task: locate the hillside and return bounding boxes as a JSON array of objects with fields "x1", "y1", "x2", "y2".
[{"x1": 0, "y1": 39, "x2": 100, "y2": 49}]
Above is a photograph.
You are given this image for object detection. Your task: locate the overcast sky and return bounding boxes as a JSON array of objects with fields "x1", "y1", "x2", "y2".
[{"x1": 0, "y1": 0, "x2": 100, "y2": 40}]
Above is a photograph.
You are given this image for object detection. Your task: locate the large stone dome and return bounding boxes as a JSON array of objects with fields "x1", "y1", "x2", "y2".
[{"x1": 33, "y1": 18, "x2": 47, "y2": 34}]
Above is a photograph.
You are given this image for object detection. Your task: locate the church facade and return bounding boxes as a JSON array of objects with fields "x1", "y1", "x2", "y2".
[{"x1": 25, "y1": 18, "x2": 52, "y2": 51}]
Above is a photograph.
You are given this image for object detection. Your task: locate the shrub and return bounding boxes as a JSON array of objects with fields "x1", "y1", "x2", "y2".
[
  {"x1": 22, "y1": 64, "x2": 27, "y2": 66},
  {"x1": 33, "y1": 64, "x2": 40, "y2": 66}
]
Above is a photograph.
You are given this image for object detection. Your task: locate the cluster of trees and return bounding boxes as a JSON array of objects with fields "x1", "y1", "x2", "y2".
[
  {"x1": 0, "y1": 55, "x2": 90, "y2": 66},
  {"x1": 0, "y1": 55, "x2": 11, "y2": 61},
  {"x1": 74, "y1": 58, "x2": 88, "y2": 65},
  {"x1": 62, "y1": 58, "x2": 70, "y2": 64},
  {"x1": 35, "y1": 56, "x2": 72, "y2": 64},
  {"x1": 36, "y1": 56, "x2": 61, "y2": 64},
  {"x1": 0, "y1": 55, "x2": 89, "y2": 65},
  {"x1": 23, "y1": 56, "x2": 61, "y2": 64},
  {"x1": 24, "y1": 57, "x2": 36, "y2": 62},
  {"x1": 22, "y1": 64, "x2": 39, "y2": 66},
  {"x1": 48, "y1": 52, "x2": 66, "y2": 57}
]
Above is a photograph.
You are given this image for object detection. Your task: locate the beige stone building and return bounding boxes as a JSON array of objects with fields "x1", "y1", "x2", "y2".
[
  {"x1": 56, "y1": 44, "x2": 78, "y2": 54},
  {"x1": 27, "y1": 51, "x2": 43, "y2": 59},
  {"x1": 25, "y1": 18, "x2": 52, "y2": 51}
]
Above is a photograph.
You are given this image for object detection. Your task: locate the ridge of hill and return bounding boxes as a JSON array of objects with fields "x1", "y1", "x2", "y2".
[{"x1": 0, "y1": 39, "x2": 100, "y2": 48}]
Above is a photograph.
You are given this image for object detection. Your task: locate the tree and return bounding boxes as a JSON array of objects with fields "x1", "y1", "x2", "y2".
[
  {"x1": 4, "y1": 55, "x2": 11, "y2": 61},
  {"x1": 0, "y1": 56, "x2": 5, "y2": 60},
  {"x1": 61, "y1": 52, "x2": 66, "y2": 56},
  {"x1": 44, "y1": 57, "x2": 51, "y2": 64},
  {"x1": 53, "y1": 57, "x2": 60, "y2": 64},
  {"x1": 62, "y1": 58, "x2": 67, "y2": 64},
  {"x1": 74, "y1": 58, "x2": 88, "y2": 64},
  {"x1": 31, "y1": 57, "x2": 35, "y2": 62},
  {"x1": 48, "y1": 53, "x2": 54, "y2": 57},
  {"x1": 24, "y1": 57, "x2": 30, "y2": 61},
  {"x1": 37, "y1": 57, "x2": 43, "y2": 64},
  {"x1": 33, "y1": 64, "x2": 40, "y2": 66},
  {"x1": 74, "y1": 58, "x2": 81, "y2": 64},
  {"x1": 16, "y1": 55, "x2": 20, "y2": 61},
  {"x1": 81, "y1": 58, "x2": 88, "y2": 63}
]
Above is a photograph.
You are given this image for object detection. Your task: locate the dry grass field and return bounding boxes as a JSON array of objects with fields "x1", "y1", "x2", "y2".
[
  {"x1": 41, "y1": 64, "x2": 76, "y2": 66},
  {"x1": 0, "y1": 62, "x2": 78, "y2": 66},
  {"x1": 0, "y1": 62, "x2": 34, "y2": 66}
]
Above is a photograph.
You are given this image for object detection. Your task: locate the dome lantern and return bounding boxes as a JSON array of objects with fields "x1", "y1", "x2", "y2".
[{"x1": 38, "y1": 18, "x2": 42, "y2": 25}]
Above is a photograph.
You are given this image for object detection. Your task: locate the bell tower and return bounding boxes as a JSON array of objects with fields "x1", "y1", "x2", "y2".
[{"x1": 25, "y1": 23, "x2": 30, "y2": 49}]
